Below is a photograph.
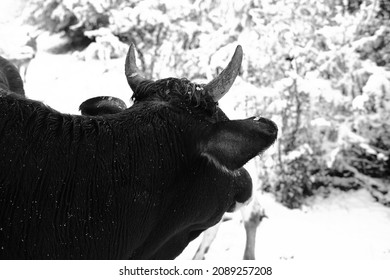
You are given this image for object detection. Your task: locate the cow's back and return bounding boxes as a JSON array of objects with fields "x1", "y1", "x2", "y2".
[{"x1": 0, "y1": 95, "x2": 168, "y2": 259}]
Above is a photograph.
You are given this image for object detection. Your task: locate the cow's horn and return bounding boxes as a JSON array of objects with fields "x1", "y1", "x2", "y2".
[
  {"x1": 125, "y1": 43, "x2": 148, "y2": 92},
  {"x1": 204, "y1": 45, "x2": 243, "y2": 102}
]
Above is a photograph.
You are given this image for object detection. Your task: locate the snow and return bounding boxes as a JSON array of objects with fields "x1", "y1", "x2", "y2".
[{"x1": 25, "y1": 52, "x2": 132, "y2": 114}]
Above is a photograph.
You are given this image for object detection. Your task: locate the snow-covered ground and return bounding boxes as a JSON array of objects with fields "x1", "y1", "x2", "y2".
[
  {"x1": 9, "y1": 48, "x2": 390, "y2": 261},
  {"x1": 178, "y1": 188, "x2": 390, "y2": 260}
]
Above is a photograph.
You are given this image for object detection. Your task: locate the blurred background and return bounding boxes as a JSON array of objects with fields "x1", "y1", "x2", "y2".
[{"x1": 1, "y1": 0, "x2": 389, "y2": 260}]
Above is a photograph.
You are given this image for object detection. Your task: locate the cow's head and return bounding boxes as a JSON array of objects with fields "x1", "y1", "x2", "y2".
[
  {"x1": 79, "y1": 44, "x2": 277, "y2": 259},
  {"x1": 126, "y1": 44, "x2": 277, "y2": 172}
]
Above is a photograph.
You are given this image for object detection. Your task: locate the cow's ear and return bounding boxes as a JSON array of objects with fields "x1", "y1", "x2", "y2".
[
  {"x1": 199, "y1": 118, "x2": 277, "y2": 171},
  {"x1": 79, "y1": 96, "x2": 127, "y2": 116}
]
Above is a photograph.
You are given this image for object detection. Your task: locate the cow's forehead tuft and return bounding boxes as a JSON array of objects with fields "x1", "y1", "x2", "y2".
[{"x1": 133, "y1": 78, "x2": 217, "y2": 115}]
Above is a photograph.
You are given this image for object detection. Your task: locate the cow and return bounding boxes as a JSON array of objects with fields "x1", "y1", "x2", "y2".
[
  {"x1": 0, "y1": 44, "x2": 277, "y2": 259},
  {"x1": 79, "y1": 96, "x2": 265, "y2": 260},
  {"x1": 79, "y1": 96, "x2": 258, "y2": 260}
]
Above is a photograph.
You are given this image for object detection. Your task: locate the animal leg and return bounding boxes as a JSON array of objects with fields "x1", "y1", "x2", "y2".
[
  {"x1": 242, "y1": 197, "x2": 267, "y2": 260},
  {"x1": 192, "y1": 220, "x2": 222, "y2": 260}
]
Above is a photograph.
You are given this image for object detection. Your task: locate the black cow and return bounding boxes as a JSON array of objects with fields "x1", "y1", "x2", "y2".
[
  {"x1": 78, "y1": 95, "x2": 255, "y2": 260},
  {"x1": 0, "y1": 44, "x2": 277, "y2": 259}
]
